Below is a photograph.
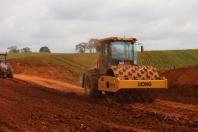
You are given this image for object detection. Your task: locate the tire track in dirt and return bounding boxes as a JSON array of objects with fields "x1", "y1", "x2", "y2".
[
  {"x1": 14, "y1": 74, "x2": 83, "y2": 95},
  {"x1": 128, "y1": 99, "x2": 198, "y2": 128}
]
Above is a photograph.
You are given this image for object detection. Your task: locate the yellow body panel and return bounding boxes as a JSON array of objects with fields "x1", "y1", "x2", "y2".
[
  {"x1": 98, "y1": 76, "x2": 168, "y2": 92},
  {"x1": 98, "y1": 37, "x2": 137, "y2": 43}
]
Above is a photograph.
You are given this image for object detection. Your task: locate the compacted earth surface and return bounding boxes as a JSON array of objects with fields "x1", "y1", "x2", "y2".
[{"x1": 0, "y1": 64, "x2": 198, "y2": 131}]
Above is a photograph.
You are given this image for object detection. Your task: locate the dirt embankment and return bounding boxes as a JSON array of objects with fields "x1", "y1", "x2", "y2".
[
  {"x1": 161, "y1": 66, "x2": 198, "y2": 103},
  {"x1": 163, "y1": 66, "x2": 198, "y2": 86},
  {"x1": 14, "y1": 74, "x2": 83, "y2": 94},
  {"x1": 9, "y1": 60, "x2": 79, "y2": 85}
]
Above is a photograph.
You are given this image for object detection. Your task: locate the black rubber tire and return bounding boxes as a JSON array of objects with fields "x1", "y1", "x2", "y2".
[
  {"x1": 0, "y1": 73, "x2": 3, "y2": 78},
  {"x1": 0, "y1": 70, "x2": 6, "y2": 78},
  {"x1": 84, "y1": 69, "x2": 101, "y2": 98},
  {"x1": 7, "y1": 70, "x2": 13, "y2": 78},
  {"x1": 6, "y1": 65, "x2": 13, "y2": 78}
]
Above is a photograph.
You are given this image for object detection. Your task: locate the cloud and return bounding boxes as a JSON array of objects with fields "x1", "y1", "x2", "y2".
[{"x1": 0, "y1": 0, "x2": 198, "y2": 52}]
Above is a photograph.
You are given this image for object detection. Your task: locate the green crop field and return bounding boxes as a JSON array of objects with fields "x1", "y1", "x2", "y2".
[
  {"x1": 7, "y1": 49, "x2": 198, "y2": 77},
  {"x1": 138, "y1": 49, "x2": 198, "y2": 71}
]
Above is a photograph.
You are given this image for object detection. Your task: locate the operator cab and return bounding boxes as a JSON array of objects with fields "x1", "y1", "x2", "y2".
[
  {"x1": 111, "y1": 41, "x2": 138, "y2": 65},
  {"x1": 0, "y1": 53, "x2": 7, "y2": 64},
  {"x1": 98, "y1": 37, "x2": 143, "y2": 74},
  {"x1": 0, "y1": 53, "x2": 9, "y2": 73}
]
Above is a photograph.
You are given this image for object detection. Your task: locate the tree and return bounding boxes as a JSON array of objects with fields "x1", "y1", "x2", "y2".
[
  {"x1": 75, "y1": 42, "x2": 87, "y2": 53},
  {"x1": 7, "y1": 46, "x2": 20, "y2": 53},
  {"x1": 88, "y1": 38, "x2": 100, "y2": 53},
  {"x1": 21, "y1": 47, "x2": 31, "y2": 53},
  {"x1": 39, "y1": 46, "x2": 51, "y2": 53},
  {"x1": 88, "y1": 39, "x2": 96, "y2": 53}
]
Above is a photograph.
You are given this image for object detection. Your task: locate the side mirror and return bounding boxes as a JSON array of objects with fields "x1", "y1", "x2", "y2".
[{"x1": 141, "y1": 46, "x2": 144, "y2": 53}]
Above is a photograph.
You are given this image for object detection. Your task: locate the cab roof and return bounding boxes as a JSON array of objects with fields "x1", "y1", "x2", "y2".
[
  {"x1": 98, "y1": 37, "x2": 137, "y2": 44},
  {"x1": 0, "y1": 53, "x2": 7, "y2": 56}
]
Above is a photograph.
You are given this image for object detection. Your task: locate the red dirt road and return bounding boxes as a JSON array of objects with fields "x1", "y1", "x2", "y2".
[
  {"x1": 14, "y1": 74, "x2": 83, "y2": 95},
  {"x1": 0, "y1": 74, "x2": 198, "y2": 131}
]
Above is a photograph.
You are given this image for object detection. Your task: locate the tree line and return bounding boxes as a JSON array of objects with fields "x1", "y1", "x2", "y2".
[
  {"x1": 75, "y1": 38, "x2": 101, "y2": 53},
  {"x1": 7, "y1": 46, "x2": 51, "y2": 53},
  {"x1": 6, "y1": 38, "x2": 101, "y2": 54}
]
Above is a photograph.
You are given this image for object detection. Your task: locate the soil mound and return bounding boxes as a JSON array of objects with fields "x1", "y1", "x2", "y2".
[
  {"x1": 9, "y1": 60, "x2": 79, "y2": 85},
  {"x1": 163, "y1": 66, "x2": 198, "y2": 86},
  {"x1": 161, "y1": 66, "x2": 198, "y2": 103}
]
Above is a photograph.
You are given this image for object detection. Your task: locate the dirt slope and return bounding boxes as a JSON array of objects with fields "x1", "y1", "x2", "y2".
[
  {"x1": 164, "y1": 66, "x2": 198, "y2": 86},
  {"x1": 7, "y1": 53, "x2": 99, "y2": 84},
  {"x1": 9, "y1": 60, "x2": 79, "y2": 85},
  {"x1": 14, "y1": 74, "x2": 83, "y2": 94},
  {"x1": 161, "y1": 66, "x2": 198, "y2": 103}
]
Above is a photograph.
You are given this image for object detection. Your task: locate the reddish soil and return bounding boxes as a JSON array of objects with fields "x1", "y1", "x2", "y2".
[
  {"x1": 14, "y1": 74, "x2": 83, "y2": 95},
  {"x1": 163, "y1": 66, "x2": 198, "y2": 86},
  {"x1": 0, "y1": 78, "x2": 197, "y2": 131},
  {"x1": 161, "y1": 66, "x2": 198, "y2": 103},
  {"x1": 9, "y1": 60, "x2": 79, "y2": 85}
]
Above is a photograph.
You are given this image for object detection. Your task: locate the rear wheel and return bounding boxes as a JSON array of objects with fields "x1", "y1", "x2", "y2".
[
  {"x1": 0, "y1": 71, "x2": 4, "y2": 78},
  {"x1": 7, "y1": 68, "x2": 13, "y2": 78},
  {"x1": 6, "y1": 70, "x2": 13, "y2": 78},
  {"x1": 84, "y1": 69, "x2": 101, "y2": 98},
  {"x1": 6, "y1": 65, "x2": 13, "y2": 78}
]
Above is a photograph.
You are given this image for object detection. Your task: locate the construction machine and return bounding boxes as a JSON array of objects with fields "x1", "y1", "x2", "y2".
[
  {"x1": 0, "y1": 53, "x2": 13, "y2": 78},
  {"x1": 82, "y1": 37, "x2": 167, "y2": 102}
]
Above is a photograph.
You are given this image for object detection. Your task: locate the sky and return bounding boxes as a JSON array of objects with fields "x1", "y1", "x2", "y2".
[{"x1": 0, "y1": 0, "x2": 198, "y2": 53}]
